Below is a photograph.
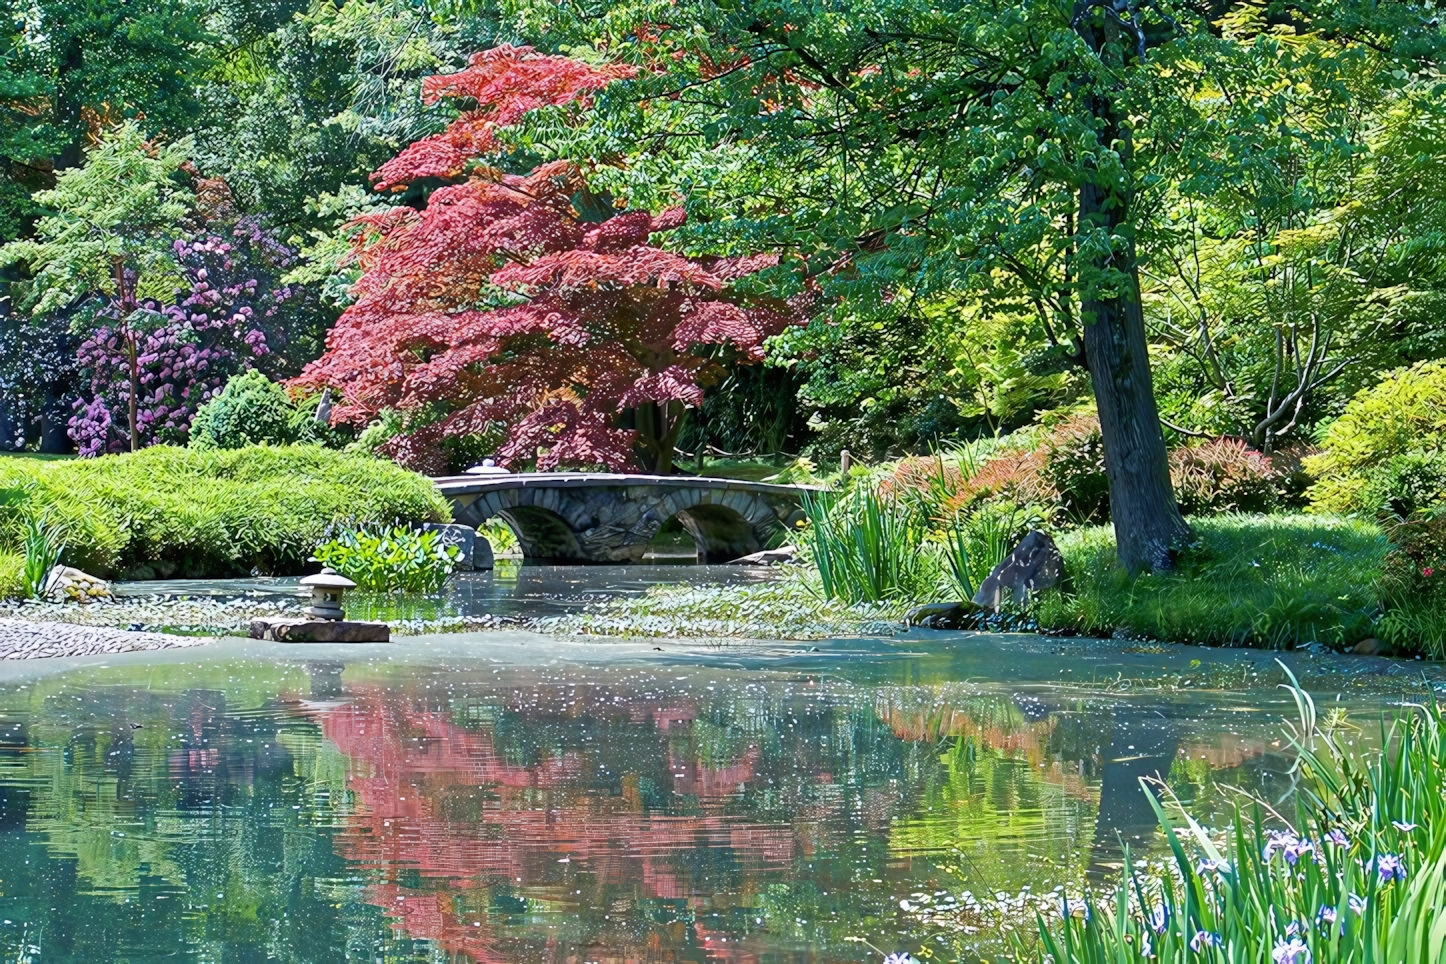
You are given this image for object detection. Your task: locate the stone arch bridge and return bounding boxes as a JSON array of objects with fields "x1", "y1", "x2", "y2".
[{"x1": 435, "y1": 473, "x2": 820, "y2": 564}]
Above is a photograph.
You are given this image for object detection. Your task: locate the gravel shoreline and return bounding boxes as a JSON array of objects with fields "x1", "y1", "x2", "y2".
[{"x1": 0, "y1": 618, "x2": 210, "y2": 659}]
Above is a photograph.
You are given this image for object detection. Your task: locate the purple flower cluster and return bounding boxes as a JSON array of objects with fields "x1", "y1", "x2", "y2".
[
  {"x1": 68, "y1": 218, "x2": 322, "y2": 455},
  {"x1": 1189, "y1": 930, "x2": 1222, "y2": 952},
  {"x1": 1272, "y1": 936, "x2": 1311, "y2": 964},
  {"x1": 1263, "y1": 830, "x2": 1316, "y2": 866}
]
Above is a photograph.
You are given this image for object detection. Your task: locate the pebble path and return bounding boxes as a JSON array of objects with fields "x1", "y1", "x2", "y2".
[{"x1": 0, "y1": 618, "x2": 208, "y2": 660}]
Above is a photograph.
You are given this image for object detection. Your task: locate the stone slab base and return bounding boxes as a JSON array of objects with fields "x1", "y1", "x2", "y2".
[{"x1": 249, "y1": 618, "x2": 390, "y2": 643}]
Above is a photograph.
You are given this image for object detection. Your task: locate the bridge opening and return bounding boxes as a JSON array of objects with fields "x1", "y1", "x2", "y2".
[
  {"x1": 496, "y1": 506, "x2": 585, "y2": 565},
  {"x1": 668, "y1": 504, "x2": 763, "y2": 565},
  {"x1": 643, "y1": 516, "x2": 699, "y2": 564}
]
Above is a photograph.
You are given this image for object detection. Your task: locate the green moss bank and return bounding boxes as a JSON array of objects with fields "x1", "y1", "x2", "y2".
[
  {"x1": 0, "y1": 445, "x2": 450, "y2": 581},
  {"x1": 1033, "y1": 513, "x2": 1430, "y2": 652}
]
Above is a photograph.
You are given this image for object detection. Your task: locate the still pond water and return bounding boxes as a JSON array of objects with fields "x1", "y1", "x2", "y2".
[{"x1": 0, "y1": 567, "x2": 1419, "y2": 963}]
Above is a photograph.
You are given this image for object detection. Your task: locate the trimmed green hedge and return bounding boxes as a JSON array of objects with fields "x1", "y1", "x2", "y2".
[
  {"x1": 1034, "y1": 514, "x2": 1389, "y2": 649},
  {"x1": 0, "y1": 445, "x2": 450, "y2": 580}
]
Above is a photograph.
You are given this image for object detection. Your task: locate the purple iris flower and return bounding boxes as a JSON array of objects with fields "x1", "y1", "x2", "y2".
[
  {"x1": 1273, "y1": 937, "x2": 1312, "y2": 964},
  {"x1": 1375, "y1": 854, "x2": 1407, "y2": 882},
  {"x1": 1190, "y1": 930, "x2": 1223, "y2": 952}
]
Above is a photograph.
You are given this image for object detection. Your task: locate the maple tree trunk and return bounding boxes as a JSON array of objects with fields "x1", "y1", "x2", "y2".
[
  {"x1": 632, "y1": 402, "x2": 689, "y2": 474},
  {"x1": 113, "y1": 258, "x2": 140, "y2": 453},
  {"x1": 1076, "y1": 57, "x2": 1191, "y2": 574}
]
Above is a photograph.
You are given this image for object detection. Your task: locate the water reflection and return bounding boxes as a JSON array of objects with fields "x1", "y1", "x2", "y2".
[
  {"x1": 0, "y1": 645, "x2": 1348, "y2": 962},
  {"x1": 116, "y1": 563, "x2": 783, "y2": 623}
]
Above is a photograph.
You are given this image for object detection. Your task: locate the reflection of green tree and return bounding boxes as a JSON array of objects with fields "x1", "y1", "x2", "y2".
[
  {"x1": 893, "y1": 737, "x2": 1095, "y2": 894},
  {"x1": 0, "y1": 659, "x2": 428, "y2": 962}
]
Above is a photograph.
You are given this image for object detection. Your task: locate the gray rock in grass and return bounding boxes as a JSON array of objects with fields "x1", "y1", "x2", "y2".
[{"x1": 972, "y1": 530, "x2": 1064, "y2": 612}]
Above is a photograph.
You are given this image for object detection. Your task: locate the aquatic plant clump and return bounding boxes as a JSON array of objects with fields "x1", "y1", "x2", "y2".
[
  {"x1": 560, "y1": 575, "x2": 908, "y2": 640},
  {"x1": 314, "y1": 526, "x2": 460, "y2": 594}
]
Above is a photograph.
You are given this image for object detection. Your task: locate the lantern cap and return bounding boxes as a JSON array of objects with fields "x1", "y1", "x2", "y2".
[{"x1": 300, "y1": 567, "x2": 356, "y2": 590}]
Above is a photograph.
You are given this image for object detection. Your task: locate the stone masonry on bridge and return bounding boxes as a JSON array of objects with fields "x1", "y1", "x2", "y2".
[{"x1": 434, "y1": 473, "x2": 815, "y2": 564}]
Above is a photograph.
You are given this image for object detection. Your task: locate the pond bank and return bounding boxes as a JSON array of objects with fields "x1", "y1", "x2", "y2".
[{"x1": 0, "y1": 617, "x2": 205, "y2": 659}]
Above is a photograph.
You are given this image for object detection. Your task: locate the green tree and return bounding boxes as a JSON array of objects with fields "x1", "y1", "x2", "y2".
[
  {"x1": 0, "y1": 123, "x2": 194, "y2": 451},
  {"x1": 500, "y1": 0, "x2": 1441, "y2": 572},
  {"x1": 1141, "y1": 20, "x2": 1446, "y2": 449},
  {"x1": 0, "y1": 0, "x2": 209, "y2": 239}
]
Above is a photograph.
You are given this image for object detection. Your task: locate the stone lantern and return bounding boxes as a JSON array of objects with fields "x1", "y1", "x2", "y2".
[{"x1": 299, "y1": 567, "x2": 356, "y2": 621}]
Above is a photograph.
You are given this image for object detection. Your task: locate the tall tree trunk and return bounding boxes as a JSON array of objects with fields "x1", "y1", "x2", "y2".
[
  {"x1": 126, "y1": 333, "x2": 139, "y2": 453},
  {"x1": 1075, "y1": 28, "x2": 1191, "y2": 573},
  {"x1": 112, "y1": 258, "x2": 140, "y2": 453}
]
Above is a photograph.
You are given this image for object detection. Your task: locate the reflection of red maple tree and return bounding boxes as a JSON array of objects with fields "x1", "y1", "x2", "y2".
[
  {"x1": 316, "y1": 690, "x2": 797, "y2": 963},
  {"x1": 293, "y1": 45, "x2": 802, "y2": 474}
]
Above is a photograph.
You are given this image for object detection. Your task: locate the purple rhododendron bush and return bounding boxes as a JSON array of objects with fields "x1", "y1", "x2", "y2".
[{"x1": 71, "y1": 218, "x2": 326, "y2": 455}]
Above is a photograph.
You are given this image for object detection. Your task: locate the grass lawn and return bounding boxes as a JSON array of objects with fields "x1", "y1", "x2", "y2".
[{"x1": 1035, "y1": 514, "x2": 1391, "y2": 650}]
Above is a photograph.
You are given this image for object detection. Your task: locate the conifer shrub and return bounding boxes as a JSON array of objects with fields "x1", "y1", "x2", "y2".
[
  {"x1": 189, "y1": 371, "x2": 302, "y2": 450},
  {"x1": 905, "y1": 418, "x2": 1286, "y2": 523},
  {"x1": 0, "y1": 445, "x2": 450, "y2": 581},
  {"x1": 0, "y1": 552, "x2": 22, "y2": 600},
  {"x1": 1169, "y1": 437, "x2": 1284, "y2": 515},
  {"x1": 1305, "y1": 360, "x2": 1446, "y2": 515}
]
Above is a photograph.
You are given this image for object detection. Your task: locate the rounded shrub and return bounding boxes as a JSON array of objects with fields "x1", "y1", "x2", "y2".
[
  {"x1": 1037, "y1": 415, "x2": 1109, "y2": 522},
  {"x1": 189, "y1": 370, "x2": 305, "y2": 450},
  {"x1": 1305, "y1": 360, "x2": 1446, "y2": 515}
]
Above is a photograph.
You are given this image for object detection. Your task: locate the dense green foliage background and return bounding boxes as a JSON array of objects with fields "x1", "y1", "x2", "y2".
[
  {"x1": 5, "y1": 0, "x2": 1438, "y2": 464},
  {"x1": 1, "y1": 0, "x2": 1444, "y2": 602}
]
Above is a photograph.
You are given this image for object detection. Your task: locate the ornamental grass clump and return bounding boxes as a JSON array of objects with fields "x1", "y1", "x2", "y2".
[
  {"x1": 1031, "y1": 672, "x2": 1446, "y2": 963},
  {"x1": 20, "y1": 517, "x2": 64, "y2": 599},
  {"x1": 314, "y1": 526, "x2": 460, "y2": 594},
  {"x1": 801, "y1": 484, "x2": 942, "y2": 604}
]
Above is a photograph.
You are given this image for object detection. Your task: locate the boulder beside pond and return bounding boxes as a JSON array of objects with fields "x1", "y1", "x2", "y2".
[
  {"x1": 904, "y1": 601, "x2": 972, "y2": 629},
  {"x1": 422, "y1": 522, "x2": 494, "y2": 571},
  {"x1": 972, "y1": 530, "x2": 1064, "y2": 612},
  {"x1": 43, "y1": 566, "x2": 112, "y2": 603}
]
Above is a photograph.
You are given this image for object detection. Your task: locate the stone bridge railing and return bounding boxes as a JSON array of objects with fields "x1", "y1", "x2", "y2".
[{"x1": 433, "y1": 473, "x2": 820, "y2": 564}]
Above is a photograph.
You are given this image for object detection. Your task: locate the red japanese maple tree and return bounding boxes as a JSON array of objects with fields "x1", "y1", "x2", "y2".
[{"x1": 294, "y1": 45, "x2": 800, "y2": 473}]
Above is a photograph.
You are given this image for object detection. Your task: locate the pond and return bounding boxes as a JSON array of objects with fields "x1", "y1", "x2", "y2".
[{"x1": 0, "y1": 593, "x2": 1427, "y2": 962}]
